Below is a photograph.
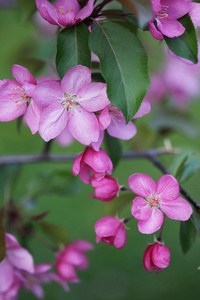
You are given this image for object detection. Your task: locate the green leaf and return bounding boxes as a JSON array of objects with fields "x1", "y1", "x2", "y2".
[
  {"x1": 56, "y1": 23, "x2": 91, "y2": 79},
  {"x1": 0, "y1": 164, "x2": 21, "y2": 202},
  {"x1": 190, "y1": 210, "x2": 200, "y2": 240},
  {"x1": 179, "y1": 158, "x2": 200, "y2": 184},
  {"x1": 170, "y1": 152, "x2": 189, "y2": 179},
  {"x1": 89, "y1": 22, "x2": 150, "y2": 123},
  {"x1": 104, "y1": 132, "x2": 122, "y2": 168},
  {"x1": 38, "y1": 221, "x2": 69, "y2": 245},
  {"x1": 0, "y1": 210, "x2": 5, "y2": 263},
  {"x1": 180, "y1": 218, "x2": 196, "y2": 254},
  {"x1": 25, "y1": 170, "x2": 81, "y2": 199},
  {"x1": 164, "y1": 14, "x2": 198, "y2": 64},
  {"x1": 104, "y1": 192, "x2": 134, "y2": 216}
]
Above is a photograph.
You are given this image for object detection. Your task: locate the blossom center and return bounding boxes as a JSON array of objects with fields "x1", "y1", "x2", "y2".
[
  {"x1": 11, "y1": 86, "x2": 31, "y2": 107},
  {"x1": 109, "y1": 106, "x2": 123, "y2": 125},
  {"x1": 147, "y1": 193, "x2": 161, "y2": 208},
  {"x1": 157, "y1": 6, "x2": 169, "y2": 19},
  {"x1": 61, "y1": 93, "x2": 79, "y2": 113},
  {"x1": 54, "y1": 6, "x2": 74, "y2": 15}
]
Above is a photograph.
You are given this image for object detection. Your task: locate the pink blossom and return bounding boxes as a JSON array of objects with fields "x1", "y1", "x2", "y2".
[
  {"x1": 89, "y1": 175, "x2": 120, "y2": 202},
  {"x1": 56, "y1": 240, "x2": 94, "y2": 282},
  {"x1": 92, "y1": 99, "x2": 151, "y2": 151},
  {"x1": 149, "y1": 0, "x2": 189, "y2": 40},
  {"x1": 0, "y1": 233, "x2": 34, "y2": 295},
  {"x1": 55, "y1": 126, "x2": 74, "y2": 147},
  {"x1": 0, "y1": 64, "x2": 42, "y2": 134},
  {"x1": 128, "y1": 173, "x2": 192, "y2": 234},
  {"x1": 94, "y1": 216, "x2": 127, "y2": 249},
  {"x1": 17, "y1": 263, "x2": 69, "y2": 298},
  {"x1": 32, "y1": 65, "x2": 110, "y2": 145},
  {"x1": 187, "y1": 0, "x2": 200, "y2": 28},
  {"x1": 72, "y1": 146, "x2": 113, "y2": 184},
  {"x1": 143, "y1": 241, "x2": 170, "y2": 273},
  {"x1": 36, "y1": 0, "x2": 94, "y2": 28}
]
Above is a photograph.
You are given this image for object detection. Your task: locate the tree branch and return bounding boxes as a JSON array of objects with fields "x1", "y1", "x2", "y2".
[{"x1": 0, "y1": 148, "x2": 176, "y2": 165}]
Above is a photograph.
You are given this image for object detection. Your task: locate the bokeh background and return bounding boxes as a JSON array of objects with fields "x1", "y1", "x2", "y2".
[{"x1": 1, "y1": 2, "x2": 200, "y2": 300}]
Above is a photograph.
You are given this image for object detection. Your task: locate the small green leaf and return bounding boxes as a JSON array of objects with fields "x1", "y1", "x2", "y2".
[
  {"x1": 164, "y1": 14, "x2": 198, "y2": 64},
  {"x1": 39, "y1": 221, "x2": 69, "y2": 245},
  {"x1": 190, "y1": 210, "x2": 200, "y2": 240},
  {"x1": 104, "y1": 192, "x2": 134, "y2": 216},
  {"x1": 180, "y1": 218, "x2": 196, "y2": 254},
  {"x1": 179, "y1": 158, "x2": 200, "y2": 183},
  {"x1": 0, "y1": 210, "x2": 6, "y2": 263},
  {"x1": 104, "y1": 132, "x2": 122, "y2": 168},
  {"x1": 89, "y1": 22, "x2": 150, "y2": 123},
  {"x1": 56, "y1": 23, "x2": 91, "y2": 79},
  {"x1": 170, "y1": 152, "x2": 189, "y2": 179}
]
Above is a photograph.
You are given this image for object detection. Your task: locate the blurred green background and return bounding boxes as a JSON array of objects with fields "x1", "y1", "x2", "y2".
[{"x1": 0, "y1": 3, "x2": 200, "y2": 300}]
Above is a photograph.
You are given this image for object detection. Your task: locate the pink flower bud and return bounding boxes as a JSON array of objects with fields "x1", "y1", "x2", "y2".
[
  {"x1": 89, "y1": 175, "x2": 120, "y2": 202},
  {"x1": 72, "y1": 147, "x2": 113, "y2": 184},
  {"x1": 143, "y1": 242, "x2": 170, "y2": 273},
  {"x1": 94, "y1": 216, "x2": 126, "y2": 249},
  {"x1": 56, "y1": 240, "x2": 94, "y2": 283}
]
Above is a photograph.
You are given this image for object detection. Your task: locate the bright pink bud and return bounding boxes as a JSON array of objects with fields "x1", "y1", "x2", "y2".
[
  {"x1": 56, "y1": 240, "x2": 94, "y2": 283},
  {"x1": 72, "y1": 147, "x2": 113, "y2": 184},
  {"x1": 143, "y1": 242, "x2": 170, "y2": 273},
  {"x1": 94, "y1": 216, "x2": 126, "y2": 249},
  {"x1": 89, "y1": 175, "x2": 120, "y2": 202}
]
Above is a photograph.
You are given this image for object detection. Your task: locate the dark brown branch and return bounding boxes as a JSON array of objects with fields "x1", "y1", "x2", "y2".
[{"x1": 0, "y1": 148, "x2": 176, "y2": 165}]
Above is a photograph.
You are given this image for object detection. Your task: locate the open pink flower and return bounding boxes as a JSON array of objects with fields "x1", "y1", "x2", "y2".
[
  {"x1": 128, "y1": 173, "x2": 192, "y2": 234},
  {"x1": 36, "y1": 0, "x2": 94, "y2": 28},
  {"x1": 94, "y1": 216, "x2": 127, "y2": 249},
  {"x1": 56, "y1": 240, "x2": 94, "y2": 283},
  {"x1": 0, "y1": 65, "x2": 41, "y2": 134},
  {"x1": 72, "y1": 146, "x2": 113, "y2": 184},
  {"x1": 89, "y1": 175, "x2": 120, "y2": 202},
  {"x1": 92, "y1": 99, "x2": 151, "y2": 151},
  {"x1": 143, "y1": 241, "x2": 170, "y2": 273},
  {"x1": 32, "y1": 65, "x2": 109, "y2": 145},
  {"x1": 149, "y1": 0, "x2": 189, "y2": 40}
]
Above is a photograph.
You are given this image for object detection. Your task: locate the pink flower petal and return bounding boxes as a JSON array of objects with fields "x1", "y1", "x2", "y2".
[
  {"x1": 61, "y1": 65, "x2": 91, "y2": 95},
  {"x1": 114, "y1": 223, "x2": 126, "y2": 249},
  {"x1": 151, "y1": 243, "x2": 170, "y2": 269},
  {"x1": 36, "y1": 0, "x2": 60, "y2": 25},
  {"x1": 161, "y1": 0, "x2": 189, "y2": 19},
  {"x1": 107, "y1": 118, "x2": 137, "y2": 140},
  {"x1": 133, "y1": 99, "x2": 151, "y2": 119},
  {"x1": 69, "y1": 240, "x2": 94, "y2": 251},
  {"x1": 128, "y1": 173, "x2": 156, "y2": 197},
  {"x1": 75, "y1": 0, "x2": 94, "y2": 21},
  {"x1": 189, "y1": 2, "x2": 200, "y2": 28},
  {"x1": 0, "y1": 98, "x2": 27, "y2": 121},
  {"x1": 94, "y1": 216, "x2": 121, "y2": 237},
  {"x1": 32, "y1": 80, "x2": 63, "y2": 108},
  {"x1": 24, "y1": 100, "x2": 42, "y2": 134},
  {"x1": 98, "y1": 106, "x2": 111, "y2": 130},
  {"x1": 57, "y1": 262, "x2": 79, "y2": 282},
  {"x1": 77, "y1": 82, "x2": 110, "y2": 112},
  {"x1": 39, "y1": 103, "x2": 68, "y2": 141},
  {"x1": 12, "y1": 65, "x2": 36, "y2": 85},
  {"x1": 91, "y1": 130, "x2": 104, "y2": 151},
  {"x1": 55, "y1": 126, "x2": 74, "y2": 146},
  {"x1": 156, "y1": 174, "x2": 179, "y2": 200},
  {"x1": 149, "y1": 21, "x2": 163, "y2": 40},
  {"x1": 84, "y1": 148, "x2": 113, "y2": 174},
  {"x1": 72, "y1": 151, "x2": 84, "y2": 176},
  {"x1": 157, "y1": 17, "x2": 185, "y2": 38},
  {"x1": 0, "y1": 259, "x2": 14, "y2": 293},
  {"x1": 143, "y1": 244, "x2": 154, "y2": 272},
  {"x1": 131, "y1": 196, "x2": 152, "y2": 221},
  {"x1": 160, "y1": 196, "x2": 192, "y2": 220},
  {"x1": 138, "y1": 208, "x2": 163, "y2": 234},
  {"x1": 67, "y1": 107, "x2": 99, "y2": 145},
  {"x1": 8, "y1": 248, "x2": 34, "y2": 273},
  {"x1": 35, "y1": 264, "x2": 52, "y2": 274}
]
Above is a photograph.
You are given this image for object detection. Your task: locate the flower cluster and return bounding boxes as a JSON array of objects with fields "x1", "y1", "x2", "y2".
[{"x1": 0, "y1": 233, "x2": 93, "y2": 299}]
